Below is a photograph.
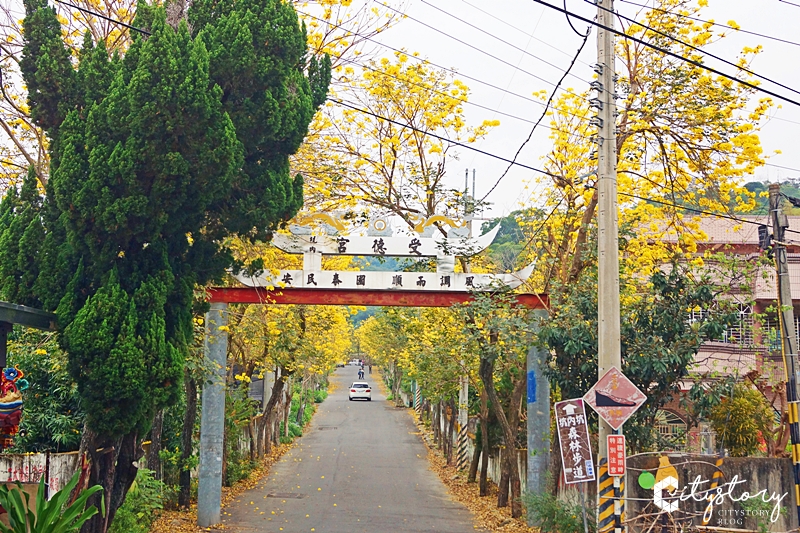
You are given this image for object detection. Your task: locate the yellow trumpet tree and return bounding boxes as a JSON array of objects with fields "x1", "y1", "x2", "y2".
[
  {"x1": 524, "y1": 0, "x2": 770, "y2": 290},
  {"x1": 295, "y1": 52, "x2": 499, "y2": 234},
  {"x1": 226, "y1": 235, "x2": 355, "y2": 457}
]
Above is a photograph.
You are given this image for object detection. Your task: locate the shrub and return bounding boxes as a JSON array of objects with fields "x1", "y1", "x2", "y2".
[
  {"x1": 523, "y1": 491, "x2": 595, "y2": 533},
  {"x1": 313, "y1": 390, "x2": 328, "y2": 403},
  {"x1": 288, "y1": 422, "x2": 303, "y2": 438},
  {"x1": 109, "y1": 468, "x2": 169, "y2": 533},
  {"x1": 709, "y1": 383, "x2": 772, "y2": 456}
]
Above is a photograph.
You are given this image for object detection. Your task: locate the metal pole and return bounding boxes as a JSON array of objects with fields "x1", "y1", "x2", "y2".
[
  {"x1": 198, "y1": 302, "x2": 228, "y2": 527},
  {"x1": 596, "y1": 0, "x2": 621, "y2": 530},
  {"x1": 527, "y1": 308, "x2": 550, "y2": 525},
  {"x1": 769, "y1": 183, "x2": 800, "y2": 525}
]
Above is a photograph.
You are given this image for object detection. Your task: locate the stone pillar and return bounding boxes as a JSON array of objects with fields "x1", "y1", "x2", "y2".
[{"x1": 198, "y1": 302, "x2": 228, "y2": 527}]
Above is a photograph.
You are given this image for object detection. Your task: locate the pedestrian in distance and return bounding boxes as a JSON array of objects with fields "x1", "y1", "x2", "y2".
[
  {"x1": 369, "y1": 364, "x2": 372, "y2": 374},
  {"x1": 358, "y1": 368, "x2": 365, "y2": 380}
]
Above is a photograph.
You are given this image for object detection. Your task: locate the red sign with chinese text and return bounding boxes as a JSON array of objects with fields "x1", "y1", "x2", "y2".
[{"x1": 607, "y1": 435, "x2": 626, "y2": 476}]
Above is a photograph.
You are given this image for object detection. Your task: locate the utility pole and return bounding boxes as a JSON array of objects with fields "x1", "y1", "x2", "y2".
[
  {"x1": 768, "y1": 183, "x2": 800, "y2": 524},
  {"x1": 457, "y1": 168, "x2": 472, "y2": 471},
  {"x1": 595, "y1": 0, "x2": 621, "y2": 532}
]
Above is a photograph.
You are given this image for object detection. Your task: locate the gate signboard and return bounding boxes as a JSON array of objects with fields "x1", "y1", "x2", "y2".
[{"x1": 555, "y1": 399, "x2": 595, "y2": 484}]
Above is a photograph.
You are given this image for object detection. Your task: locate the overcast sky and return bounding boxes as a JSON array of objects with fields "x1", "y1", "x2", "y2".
[{"x1": 367, "y1": 0, "x2": 800, "y2": 218}]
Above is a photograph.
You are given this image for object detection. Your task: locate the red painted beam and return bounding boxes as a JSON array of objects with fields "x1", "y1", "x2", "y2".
[{"x1": 207, "y1": 287, "x2": 548, "y2": 309}]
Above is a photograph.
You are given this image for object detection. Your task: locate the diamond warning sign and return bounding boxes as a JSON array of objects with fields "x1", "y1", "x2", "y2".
[{"x1": 583, "y1": 367, "x2": 646, "y2": 430}]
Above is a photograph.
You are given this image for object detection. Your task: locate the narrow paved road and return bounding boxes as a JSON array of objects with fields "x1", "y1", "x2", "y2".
[{"x1": 221, "y1": 366, "x2": 479, "y2": 532}]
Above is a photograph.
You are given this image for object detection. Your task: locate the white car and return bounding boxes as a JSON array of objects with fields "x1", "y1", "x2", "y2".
[
  {"x1": 349, "y1": 382, "x2": 372, "y2": 401},
  {"x1": 348, "y1": 359, "x2": 361, "y2": 366}
]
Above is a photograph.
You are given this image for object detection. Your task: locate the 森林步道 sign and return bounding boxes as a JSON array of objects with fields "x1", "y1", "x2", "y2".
[{"x1": 555, "y1": 399, "x2": 595, "y2": 484}]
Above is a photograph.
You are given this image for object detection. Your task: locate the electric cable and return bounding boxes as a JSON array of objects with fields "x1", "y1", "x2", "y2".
[
  {"x1": 460, "y1": 0, "x2": 594, "y2": 67},
  {"x1": 330, "y1": 98, "x2": 563, "y2": 179},
  {"x1": 616, "y1": 189, "x2": 800, "y2": 237},
  {"x1": 480, "y1": 27, "x2": 592, "y2": 203},
  {"x1": 295, "y1": 8, "x2": 589, "y2": 123},
  {"x1": 589, "y1": 0, "x2": 800, "y2": 98},
  {"x1": 46, "y1": 0, "x2": 800, "y2": 180},
  {"x1": 419, "y1": 0, "x2": 591, "y2": 85},
  {"x1": 564, "y1": 0, "x2": 591, "y2": 37},
  {"x1": 327, "y1": 52, "x2": 590, "y2": 138},
  {"x1": 778, "y1": 0, "x2": 800, "y2": 8},
  {"x1": 380, "y1": 2, "x2": 592, "y2": 102},
  {"x1": 530, "y1": 0, "x2": 800, "y2": 108},
  {"x1": 618, "y1": 0, "x2": 800, "y2": 48},
  {"x1": 53, "y1": 0, "x2": 149, "y2": 35}
]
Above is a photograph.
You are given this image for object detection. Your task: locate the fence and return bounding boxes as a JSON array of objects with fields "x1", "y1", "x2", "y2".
[
  {"x1": 0, "y1": 451, "x2": 79, "y2": 494},
  {"x1": 625, "y1": 454, "x2": 797, "y2": 533}
]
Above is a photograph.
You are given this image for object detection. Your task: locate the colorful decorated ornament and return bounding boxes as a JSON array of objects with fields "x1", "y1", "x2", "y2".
[{"x1": 0, "y1": 365, "x2": 26, "y2": 449}]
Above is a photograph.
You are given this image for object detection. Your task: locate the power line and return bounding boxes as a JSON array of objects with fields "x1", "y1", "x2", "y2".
[
  {"x1": 589, "y1": 0, "x2": 800, "y2": 98},
  {"x1": 294, "y1": 8, "x2": 588, "y2": 122},
  {"x1": 618, "y1": 0, "x2": 800, "y2": 48},
  {"x1": 480, "y1": 27, "x2": 592, "y2": 202},
  {"x1": 380, "y1": 2, "x2": 592, "y2": 102},
  {"x1": 460, "y1": 0, "x2": 594, "y2": 67},
  {"x1": 330, "y1": 98, "x2": 563, "y2": 179},
  {"x1": 53, "y1": 0, "x2": 149, "y2": 35},
  {"x1": 45, "y1": 0, "x2": 800, "y2": 179},
  {"x1": 617, "y1": 190, "x2": 800, "y2": 237},
  {"x1": 778, "y1": 0, "x2": 800, "y2": 8},
  {"x1": 419, "y1": 0, "x2": 592, "y2": 86},
  {"x1": 530, "y1": 0, "x2": 800, "y2": 108},
  {"x1": 335, "y1": 55, "x2": 588, "y2": 138},
  {"x1": 564, "y1": 0, "x2": 591, "y2": 38}
]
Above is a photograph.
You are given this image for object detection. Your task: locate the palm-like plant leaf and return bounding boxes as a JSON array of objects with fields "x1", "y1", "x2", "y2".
[{"x1": 0, "y1": 471, "x2": 102, "y2": 533}]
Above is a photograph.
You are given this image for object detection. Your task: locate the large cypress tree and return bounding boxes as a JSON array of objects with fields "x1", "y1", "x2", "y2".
[{"x1": 14, "y1": 1, "x2": 329, "y2": 530}]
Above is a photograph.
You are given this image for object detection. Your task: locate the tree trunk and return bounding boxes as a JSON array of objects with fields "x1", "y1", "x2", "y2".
[
  {"x1": 393, "y1": 361, "x2": 402, "y2": 407},
  {"x1": 282, "y1": 382, "x2": 292, "y2": 438},
  {"x1": 221, "y1": 413, "x2": 229, "y2": 487},
  {"x1": 146, "y1": 410, "x2": 164, "y2": 480},
  {"x1": 81, "y1": 431, "x2": 142, "y2": 533},
  {"x1": 248, "y1": 419, "x2": 256, "y2": 462},
  {"x1": 446, "y1": 398, "x2": 456, "y2": 465},
  {"x1": 178, "y1": 375, "x2": 197, "y2": 508},
  {"x1": 498, "y1": 448, "x2": 510, "y2": 507},
  {"x1": 479, "y1": 357, "x2": 524, "y2": 518},
  {"x1": 295, "y1": 376, "x2": 306, "y2": 426},
  {"x1": 259, "y1": 367, "x2": 287, "y2": 456},
  {"x1": 479, "y1": 390, "x2": 489, "y2": 497},
  {"x1": 432, "y1": 402, "x2": 438, "y2": 445},
  {"x1": 468, "y1": 429, "x2": 481, "y2": 483}
]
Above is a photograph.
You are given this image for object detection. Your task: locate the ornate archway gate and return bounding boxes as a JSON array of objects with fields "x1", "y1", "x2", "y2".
[{"x1": 196, "y1": 218, "x2": 549, "y2": 527}]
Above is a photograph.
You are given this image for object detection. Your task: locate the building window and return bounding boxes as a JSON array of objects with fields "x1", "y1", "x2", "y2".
[
  {"x1": 655, "y1": 410, "x2": 687, "y2": 451},
  {"x1": 688, "y1": 303, "x2": 754, "y2": 345},
  {"x1": 721, "y1": 304, "x2": 754, "y2": 345}
]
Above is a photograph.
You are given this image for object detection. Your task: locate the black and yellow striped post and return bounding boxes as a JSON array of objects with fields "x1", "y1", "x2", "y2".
[
  {"x1": 598, "y1": 459, "x2": 616, "y2": 533},
  {"x1": 788, "y1": 400, "x2": 800, "y2": 522},
  {"x1": 702, "y1": 456, "x2": 725, "y2": 525}
]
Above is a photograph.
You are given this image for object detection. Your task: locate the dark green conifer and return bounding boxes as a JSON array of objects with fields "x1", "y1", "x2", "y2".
[{"x1": 13, "y1": 0, "x2": 329, "y2": 529}]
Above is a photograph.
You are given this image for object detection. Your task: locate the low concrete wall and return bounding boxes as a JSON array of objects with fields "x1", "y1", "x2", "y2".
[
  {"x1": 0, "y1": 451, "x2": 78, "y2": 494},
  {"x1": 626, "y1": 454, "x2": 797, "y2": 533}
]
